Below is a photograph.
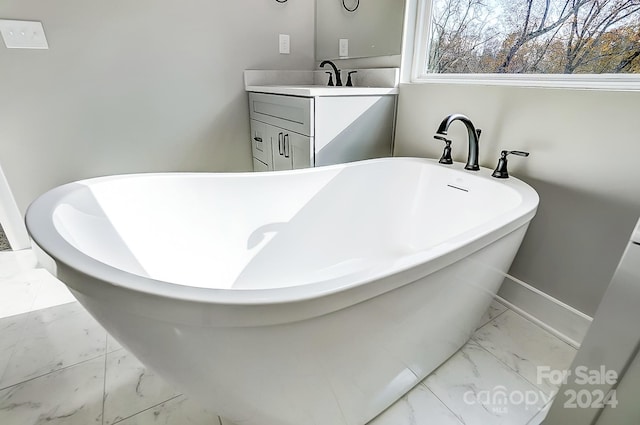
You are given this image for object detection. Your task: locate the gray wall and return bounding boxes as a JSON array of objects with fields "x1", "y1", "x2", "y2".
[
  {"x1": 0, "y1": 0, "x2": 315, "y2": 214},
  {"x1": 395, "y1": 83, "x2": 640, "y2": 316}
]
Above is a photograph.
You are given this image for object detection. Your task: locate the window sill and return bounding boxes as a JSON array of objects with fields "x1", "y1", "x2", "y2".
[{"x1": 411, "y1": 74, "x2": 640, "y2": 91}]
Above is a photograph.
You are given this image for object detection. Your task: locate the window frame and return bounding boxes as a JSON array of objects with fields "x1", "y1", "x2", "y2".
[{"x1": 409, "y1": 0, "x2": 640, "y2": 91}]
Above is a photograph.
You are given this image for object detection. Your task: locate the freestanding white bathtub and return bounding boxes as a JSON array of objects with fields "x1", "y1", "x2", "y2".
[{"x1": 26, "y1": 157, "x2": 538, "y2": 425}]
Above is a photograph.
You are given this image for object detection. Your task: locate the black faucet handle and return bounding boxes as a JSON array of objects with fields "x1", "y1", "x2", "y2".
[
  {"x1": 346, "y1": 71, "x2": 358, "y2": 87},
  {"x1": 505, "y1": 150, "x2": 529, "y2": 157},
  {"x1": 492, "y1": 150, "x2": 530, "y2": 178},
  {"x1": 325, "y1": 71, "x2": 334, "y2": 86},
  {"x1": 434, "y1": 135, "x2": 453, "y2": 164},
  {"x1": 476, "y1": 128, "x2": 482, "y2": 139}
]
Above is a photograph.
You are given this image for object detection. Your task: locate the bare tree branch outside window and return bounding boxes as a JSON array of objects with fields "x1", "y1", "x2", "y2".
[{"x1": 427, "y1": 0, "x2": 640, "y2": 73}]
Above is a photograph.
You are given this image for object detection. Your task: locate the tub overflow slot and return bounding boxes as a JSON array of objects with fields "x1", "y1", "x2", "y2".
[{"x1": 447, "y1": 184, "x2": 469, "y2": 192}]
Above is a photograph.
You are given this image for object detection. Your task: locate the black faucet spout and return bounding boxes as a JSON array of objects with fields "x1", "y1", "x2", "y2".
[
  {"x1": 319, "y1": 60, "x2": 343, "y2": 86},
  {"x1": 435, "y1": 113, "x2": 480, "y2": 171}
]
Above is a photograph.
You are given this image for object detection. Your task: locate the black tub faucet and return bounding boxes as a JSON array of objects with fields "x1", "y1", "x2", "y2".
[
  {"x1": 435, "y1": 114, "x2": 481, "y2": 171},
  {"x1": 320, "y1": 60, "x2": 342, "y2": 86}
]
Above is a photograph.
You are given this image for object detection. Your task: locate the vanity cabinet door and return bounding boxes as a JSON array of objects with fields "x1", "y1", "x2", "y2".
[
  {"x1": 271, "y1": 129, "x2": 293, "y2": 171},
  {"x1": 288, "y1": 131, "x2": 312, "y2": 169},
  {"x1": 252, "y1": 158, "x2": 270, "y2": 172},
  {"x1": 269, "y1": 126, "x2": 312, "y2": 171}
]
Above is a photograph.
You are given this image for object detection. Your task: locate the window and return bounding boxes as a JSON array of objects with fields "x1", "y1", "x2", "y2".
[{"x1": 412, "y1": 0, "x2": 640, "y2": 88}]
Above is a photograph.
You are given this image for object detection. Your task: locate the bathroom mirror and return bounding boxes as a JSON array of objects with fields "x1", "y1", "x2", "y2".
[{"x1": 315, "y1": 0, "x2": 405, "y2": 60}]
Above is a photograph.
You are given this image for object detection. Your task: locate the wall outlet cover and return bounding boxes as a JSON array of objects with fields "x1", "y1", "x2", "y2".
[
  {"x1": 339, "y1": 38, "x2": 348, "y2": 57},
  {"x1": 279, "y1": 34, "x2": 290, "y2": 54},
  {"x1": 0, "y1": 19, "x2": 49, "y2": 49}
]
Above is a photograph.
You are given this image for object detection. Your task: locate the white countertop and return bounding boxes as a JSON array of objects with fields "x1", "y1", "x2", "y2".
[{"x1": 245, "y1": 85, "x2": 399, "y2": 97}]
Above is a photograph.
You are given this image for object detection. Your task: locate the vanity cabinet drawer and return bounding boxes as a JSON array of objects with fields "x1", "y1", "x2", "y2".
[
  {"x1": 249, "y1": 92, "x2": 314, "y2": 136},
  {"x1": 250, "y1": 119, "x2": 272, "y2": 166}
]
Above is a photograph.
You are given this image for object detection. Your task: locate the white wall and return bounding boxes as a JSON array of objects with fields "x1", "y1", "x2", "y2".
[
  {"x1": 395, "y1": 83, "x2": 640, "y2": 316},
  {"x1": 0, "y1": 0, "x2": 315, "y2": 214}
]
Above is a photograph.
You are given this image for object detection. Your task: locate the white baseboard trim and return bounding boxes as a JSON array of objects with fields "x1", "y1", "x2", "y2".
[{"x1": 497, "y1": 274, "x2": 592, "y2": 349}]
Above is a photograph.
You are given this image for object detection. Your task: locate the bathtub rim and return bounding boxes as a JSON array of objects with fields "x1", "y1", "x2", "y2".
[{"x1": 25, "y1": 157, "x2": 539, "y2": 307}]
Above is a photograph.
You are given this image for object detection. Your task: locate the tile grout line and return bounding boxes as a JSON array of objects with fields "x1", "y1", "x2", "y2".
[
  {"x1": 0, "y1": 348, "x2": 107, "y2": 392},
  {"x1": 102, "y1": 332, "x2": 108, "y2": 425},
  {"x1": 0, "y1": 310, "x2": 32, "y2": 387},
  {"x1": 397, "y1": 305, "x2": 515, "y2": 425},
  {"x1": 0, "y1": 279, "x2": 39, "y2": 341},
  {"x1": 483, "y1": 306, "x2": 578, "y2": 386},
  {"x1": 427, "y1": 337, "x2": 553, "y2": 424},
  {"x1": 470, "y1": 336, "x2": 558, "y2": 414},
  {"x1": 110, "y1": 394, "x2": 183, "y2": 425},
  {"x1": 0, "y1": 264, "x2": 37, "y2": 282},
  {"x1": 419, "y1": 381, "x2": 465, "y2": 425},
  {"x1": 525, "y1": 395, "x2": 555, "y2": 425},
  {"x1": 472, "y1": 307, "x2": 563, "y2": 412},
  {"x1": 492, "y1": 305, "x2": 509, "y2": 321},
  {"x1": 107, "y1": 345, "x2": 126, "y2": 356},
  {"x1": 477, "y1": 304, "x2": 510, "y2": 330}
]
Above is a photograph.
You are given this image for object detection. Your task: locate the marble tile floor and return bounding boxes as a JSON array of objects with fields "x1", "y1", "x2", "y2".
[{"x1": 0, "y1": 249, "x2": 577, "y2": 425}]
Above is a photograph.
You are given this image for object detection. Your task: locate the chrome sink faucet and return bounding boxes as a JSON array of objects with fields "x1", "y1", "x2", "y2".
[
  {"x1": 320, "y1": 60, "x2": 342, "y2": 86},
  {"x1": 435, "y1": 114, "x2": 481, "y2": 171}
]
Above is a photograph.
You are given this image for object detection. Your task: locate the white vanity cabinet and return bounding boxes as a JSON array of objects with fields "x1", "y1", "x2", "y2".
[
  {"x1": 249, "y1": 119, "x2": 312, "y2": 171},
  {"x1": 248, "y1": 90, "x2": 396, "y2": 171},
  {"x1": 249, "y1": 92, "x2": 313, "y2": 171}
]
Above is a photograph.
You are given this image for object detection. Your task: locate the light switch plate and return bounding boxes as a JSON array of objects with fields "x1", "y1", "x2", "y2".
[{"x1": 0, "y1": 19, "x2": 49, "y2": 49}]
